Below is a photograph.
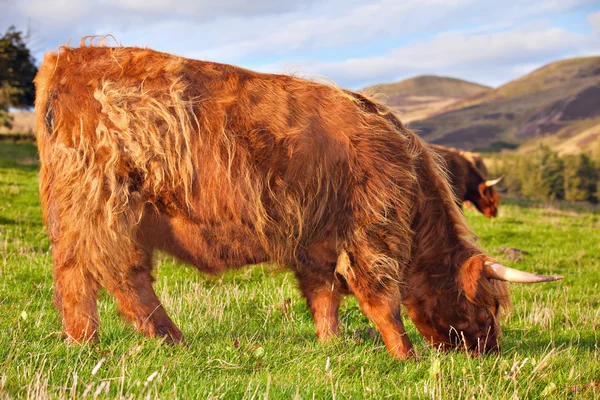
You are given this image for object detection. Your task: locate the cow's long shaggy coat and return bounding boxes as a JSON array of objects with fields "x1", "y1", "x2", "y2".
[{"x1": 35, "y1": 43, "x2": 509, "y2": 358}]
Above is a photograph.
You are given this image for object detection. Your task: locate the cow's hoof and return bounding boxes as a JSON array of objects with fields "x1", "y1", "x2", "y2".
[{"x1": 64, "y1": 331, "x2": 99, "y2": 345}]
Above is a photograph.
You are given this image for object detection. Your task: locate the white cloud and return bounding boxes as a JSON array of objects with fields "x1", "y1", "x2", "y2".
[
  {"x1": 15, "y1": 0, "x2": 93, "y2": 28},
  {"x1": 1, "y1": 0, "x2": 598, "y2": 88},
  {"x1": 14, "y1": 0, "x2": 315, "y2": 27},
  {"x1": 196, "y1": 0, "x2": 598, "y2": 62},
  {"x1": 197, "y1": 0, "x2": 450, "y2": 60},
  {"x1": 268, "y1": 25, "x2": 598, "y2": 88},
  {"x1": 589, "y1": 11, "x2": 600, "y2": 32}
]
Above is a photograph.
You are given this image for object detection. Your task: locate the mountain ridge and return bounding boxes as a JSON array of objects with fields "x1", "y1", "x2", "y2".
[
  {"x1": 405, "y1": 56, "x2": 600, "y2": 152},
  {"x1": 361, "y1": 75, "x2": 491, "y2": 123}
]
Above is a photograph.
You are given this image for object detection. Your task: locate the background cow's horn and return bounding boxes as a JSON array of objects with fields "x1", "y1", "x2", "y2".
[
  {"x1": 484, "y1": 262, "x2": 563, "y2": 283},
  {"x1": 485, "y1": 176, "x2": 503, "y2": 187}
]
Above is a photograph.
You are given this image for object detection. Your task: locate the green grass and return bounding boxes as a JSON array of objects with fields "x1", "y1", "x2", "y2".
[{"x1": 1, "y1": 143, "x2": 599, "y2": 398}]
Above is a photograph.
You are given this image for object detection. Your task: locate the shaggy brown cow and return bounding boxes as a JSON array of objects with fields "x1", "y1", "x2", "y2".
[
  {"x1": 429, "y1": 144, "x2": 502, "y2": 218},
  {"x1": 34, "y1": 43, "x2": 562, "y2": 359}
]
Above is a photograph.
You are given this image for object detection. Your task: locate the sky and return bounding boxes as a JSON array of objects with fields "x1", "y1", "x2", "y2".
[{"x1": 2, "y1": 0, "x2": 599, "y2": 90}]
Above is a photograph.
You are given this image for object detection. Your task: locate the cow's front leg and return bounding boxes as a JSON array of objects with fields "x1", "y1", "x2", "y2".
[
  {"x1": 296, "y1": 270, "x2": 342, "y2": 341},
  {"x1": 53, "y1": 247, "x2": 101, "y2": 343},
  {"x1": 340, "y1": 251, "x2": 415, "y2": 359},
  {"x1": 106, "y1": 250, "x2": 183, "y2": 343}
]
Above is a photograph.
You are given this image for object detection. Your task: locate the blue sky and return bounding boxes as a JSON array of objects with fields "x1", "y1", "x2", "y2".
[{"x1": 2, "y1": 0, "x2": 599, "y2": 89}]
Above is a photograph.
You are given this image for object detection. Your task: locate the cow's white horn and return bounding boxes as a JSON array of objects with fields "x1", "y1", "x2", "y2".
[
  {"x1": 484, "y1": 262, "x2": 563, "y2": 283},
  {"x1": 485, "y1": 176, "x2": 503, "y2": 187}
]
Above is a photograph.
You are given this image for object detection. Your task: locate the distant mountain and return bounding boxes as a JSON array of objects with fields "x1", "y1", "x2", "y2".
[
  {"x1": 361, "y1": 75, "x2": 491, "y2": 123},
  {"x1": 408, "y1": 56, "x2": 600, "y2": 152},
  {"x1": 364, "y1": 75, "x2": 491, "y2": 98}
]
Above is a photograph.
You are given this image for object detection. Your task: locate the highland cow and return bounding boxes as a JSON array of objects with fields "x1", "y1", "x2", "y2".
[
  {"x1": 34, "y1": 42, "x2": 562, "y2": 359},
  {"x1": 429, "y1": 144, "x2": 502, "y2": 218},
  {"x1": 460, "y1": 150, "x2": 489, "y2": 178}
]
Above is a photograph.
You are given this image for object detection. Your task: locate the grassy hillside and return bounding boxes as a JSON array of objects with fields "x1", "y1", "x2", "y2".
[
  {"x1": 1, "y1": 143, "x2": 599, "y2": 398},
  {"x1": 0, "y1": 110, "x2": 35, "y2": 136},
  {"x1": 481, "y1": 57, "x2": 600, "y2": 104},
  {"x1": 409, "y1": 56, "x2": 600, "y2": 151},
  {"x1": 518, "y1": 119, "x2": 600, "y2": 155},
  {"x1": 362, "y1": 76, "x2": 491, "y2": 123}
]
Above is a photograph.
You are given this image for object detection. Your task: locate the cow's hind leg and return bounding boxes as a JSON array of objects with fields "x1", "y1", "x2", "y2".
[
  {"x1": 296, "y1": 269, "x2": 343, "y2": 341},
  {"x1": 106, "y1": 250, "x2": 183, "y2": 343},
  {"x1": 341, "y1": 250, "x2": 415, "y2": 359}
]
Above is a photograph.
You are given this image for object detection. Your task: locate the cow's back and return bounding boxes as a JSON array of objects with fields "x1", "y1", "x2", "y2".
[{"x1": 35, "y1": 45, "x2": 422, "y2": 268}]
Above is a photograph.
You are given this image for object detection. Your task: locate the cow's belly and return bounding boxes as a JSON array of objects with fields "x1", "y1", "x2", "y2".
[{"x1": 138, "y1": 209, "x2": 269, "y2": 273}]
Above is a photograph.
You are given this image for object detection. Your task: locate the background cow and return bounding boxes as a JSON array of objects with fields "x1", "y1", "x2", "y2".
[
  {"x1": 35, "y1": 44, "x2": 561, "y2": 359},
  {"x1": 429, "y1": 144, "x2": 502, "y2": 218},
  {"x1": 460, "y1": 150, "x2": 489, "y2": 178}
]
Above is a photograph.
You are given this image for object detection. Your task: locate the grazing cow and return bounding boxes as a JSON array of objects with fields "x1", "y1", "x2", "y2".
[
  {"x1": 429, "y1": 144, "x2": 502, "y2": 218},
  {"x1": 460, "y1": 150, "x2": 489, "y2": 178},
  {"x1": 34, "y1": 43, "x2": 562, "y2": 359}
]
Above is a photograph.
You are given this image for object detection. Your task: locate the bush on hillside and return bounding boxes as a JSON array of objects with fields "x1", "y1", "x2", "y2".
[
  {"x1": 488, "y1": 144, "x2": 600, "y2": 204},
  {"x1": 564, "y1": 153, "x2": 598, "y2": 203}
]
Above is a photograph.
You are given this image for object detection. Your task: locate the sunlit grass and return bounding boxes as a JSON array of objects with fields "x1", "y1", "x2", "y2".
[{"x1": 0, "y1": 143, "x2": 598, "y2": 398}]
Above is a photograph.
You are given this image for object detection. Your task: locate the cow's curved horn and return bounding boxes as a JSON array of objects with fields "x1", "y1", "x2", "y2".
[
  {"x1": 484, "y1": 262, "x2": 563, "y2": 283},
  {"x1": 485, "y1": 176, "x2": 503, "y2": 187}
]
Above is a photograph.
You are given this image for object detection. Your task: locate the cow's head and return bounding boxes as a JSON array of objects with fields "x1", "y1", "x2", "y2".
[
  {"x1": 473, "y1": 177, "x2": 502, "y2": 218},
  {"x1": 403, "y1": 255, "x2": 562, "y2": 355}
]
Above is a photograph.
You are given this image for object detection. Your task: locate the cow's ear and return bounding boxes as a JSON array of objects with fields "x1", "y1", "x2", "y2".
[
  {"x1": 478, "y1": 182, "x2": 489, "y2": 198},
  {"x1": 458, "y1": 255, "x2": 485, "y2": 303}
]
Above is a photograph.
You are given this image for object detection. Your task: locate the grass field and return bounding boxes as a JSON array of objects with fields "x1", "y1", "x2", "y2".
[{"x1": 0, "y1": 143, "x2": 599, "y2": 399}]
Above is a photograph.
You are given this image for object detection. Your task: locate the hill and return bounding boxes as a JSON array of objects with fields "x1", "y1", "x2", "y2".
[
  {"x1": 362, "y1": 75, "x2": 491, "y2": 123},
  {"x1": 364, "y1": 75, "x2": 491, "y2": 98},
  {"x1": 408, "y1": 56, "x2": 600, "y2": 151}
]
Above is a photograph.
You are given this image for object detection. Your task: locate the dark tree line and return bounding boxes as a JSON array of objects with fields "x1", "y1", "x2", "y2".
[
  {"x1": 0, "y1": 26, "x2": 38, "y2": 128},
  {"x1": 489, "y1": 144, "x2": 600, "y2": 204}
]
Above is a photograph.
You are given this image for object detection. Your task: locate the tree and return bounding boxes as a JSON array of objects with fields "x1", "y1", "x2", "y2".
[
  {"x1": 564, "y1": 153, "x2": 598, "y2": 203},
  {"x1": 539, "y1": 147, "x2": 565, "y2": 200},
  {"x1": 519, "y1": 146, "x2": 564, "y2": 200},
  {"x1": 519, "y1": 155, "x2": 545, "y2": 199},
  {"x1": 0, "y1": 26, "x2": 38, "y2": 128}
]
